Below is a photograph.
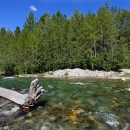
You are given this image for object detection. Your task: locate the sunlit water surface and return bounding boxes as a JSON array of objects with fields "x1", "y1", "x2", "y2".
[{"x1": 0, "y1": 76, "x2": 130, "y2": 130}]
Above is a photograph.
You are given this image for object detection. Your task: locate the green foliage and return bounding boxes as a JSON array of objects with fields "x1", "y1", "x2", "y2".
[
  {"x1": 0, "y1": 2, "x2": 130, "y2": 75},
  {"x1": 4, "y1": 62, "x2": 15, "y2": 76},
  {"x1": 47, "y1": 71, "x2": 54, "y2": 75}
]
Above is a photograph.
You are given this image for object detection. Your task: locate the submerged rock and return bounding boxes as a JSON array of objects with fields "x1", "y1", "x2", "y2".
[
  {"x1": 69, "y1": 110, "x2": 77, "y2": 121},
  {"x1": 97, "y1": 124, "x2": 109, "y2": 130},
  {"x1": 41, "y1": 126, "x2": 50, "y2": 130}
]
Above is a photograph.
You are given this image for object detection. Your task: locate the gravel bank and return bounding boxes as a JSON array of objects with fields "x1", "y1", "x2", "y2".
[
  {"x1": 18, "y1": 68, "x2": 130, "y2": 80},
  {"x1": 44, "y1": 68, "x2": 130, "y2": 80}
]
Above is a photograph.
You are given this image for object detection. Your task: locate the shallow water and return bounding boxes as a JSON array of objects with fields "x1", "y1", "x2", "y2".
[{"x1": 0, "y1": 76, "x2": 130, "y2": 130}]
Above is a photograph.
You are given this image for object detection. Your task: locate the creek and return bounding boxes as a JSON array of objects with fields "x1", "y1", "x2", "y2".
[{"x1": 0, "y1": 76, "x2": 130, "y2": 130}]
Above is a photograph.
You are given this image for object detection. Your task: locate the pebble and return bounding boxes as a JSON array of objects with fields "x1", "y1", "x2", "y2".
[{"x1": 41, "y1": 126, "x2": 50, "y2": 130}]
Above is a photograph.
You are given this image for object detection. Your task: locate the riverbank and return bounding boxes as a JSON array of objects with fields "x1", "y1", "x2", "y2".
[{"x1": 17, "y1": 68, "x2": 130, "y2": 80}]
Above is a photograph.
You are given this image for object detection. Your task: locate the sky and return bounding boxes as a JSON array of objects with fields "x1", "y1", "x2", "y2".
[{"x1": 0, "y1": 0, "x2": 130, "y2": 32}]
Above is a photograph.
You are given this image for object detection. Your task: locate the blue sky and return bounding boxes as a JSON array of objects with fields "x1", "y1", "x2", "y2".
[{"x1": 0, "y1": 0, "x2": 130, "y2": 32}]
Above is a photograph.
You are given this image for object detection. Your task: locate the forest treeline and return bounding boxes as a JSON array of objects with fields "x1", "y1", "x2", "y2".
[{"x1": 0, "y1": 2, "x2": 130, "y2": 75}]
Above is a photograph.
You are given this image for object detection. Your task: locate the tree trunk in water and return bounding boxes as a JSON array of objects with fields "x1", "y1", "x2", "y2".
[{"x1": 0, "y1": 78, "x2": 45, "y2": 113}]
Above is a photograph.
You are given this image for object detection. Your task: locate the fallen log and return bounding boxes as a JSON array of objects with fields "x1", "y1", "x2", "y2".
[{"x1": 0, "y1": 78, "x2": 46, "y2": 113}]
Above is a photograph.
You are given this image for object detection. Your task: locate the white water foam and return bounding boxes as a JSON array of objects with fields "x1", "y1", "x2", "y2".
[
  {"x1": 123, "y1": 123, "x2": 130, "y2": 130},
  {"x1": 3, "y1": 76, "x2": 15, "y2": 80},
  {"x1": 47, "y1": 84, "x2": 53, "y2": 89},
  {"x1": 104, "y1": 113, "x2": 119, "y2": 127},
  {"x1": 75, "y1": 82, "x2": 85, "y2": 85}
]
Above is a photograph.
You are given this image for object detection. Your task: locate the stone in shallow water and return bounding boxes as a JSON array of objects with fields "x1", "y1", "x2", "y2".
[
  {"x1": 50, "y1": 116, "x2": 57, "y2": 122},
  {"x1": 85, "y1": 105, "x2": 94, "y2": 112},
  {"x1": 26, "y1": 112, "x2": 32, "y2": 117},
  {"x1": 74, "y1": 100, "x2": 82, "y2": 105},
  {"x1": 58, "y1": 102, "x2": 62, "y2": 107},
  {"x1": 13, "y1": 122, "x2": 21, "y2": 129},
  {"x1": 97, "y1": 124, "x2": 109, "y2": 130},
  {"x1": 0, "y1": 117, "x2": 12, "y2": 127},
  {"x1": 25, "y1": 119, "x2": 33, "y2": 123},
  {"x1": 86, "y1": 99, "x2": 97, "y2": 106},
  {"x1": 125, "y1": 114, "x2": 130, "y2": 121},
  {"x1": 2, "y1": 104, "x2": 13, "y2": 111},
  {"x1": 0, "y1": 101, "x2": 11, "y2": 109},
  {"x1": 92, "y1": 92, "x2": 101, "y2": 97},
  {"x1": 98, "y1": 106, "x2": 110, "y2": 111},
  {"x1": 50, "y1": 115, "x2": 62, "y2": 122},
  {"x1": 127, "y1": 107, "x2": 130, "y2": 113},
  {"x1": 41, "y1": 126, "x2": 50, "y2": 130},
  {"x1": 74, "y1": 108, "x2": 85, "y2": 115},
  {"x1": 11, "y1": 106, "x2": 19, "y2": 111},
  {"x1": 69, "y1": 110, "x2": 77, "y2": 121},
  {"x1": 32, "y1": 110, "x2": 42, "y2": 117}
]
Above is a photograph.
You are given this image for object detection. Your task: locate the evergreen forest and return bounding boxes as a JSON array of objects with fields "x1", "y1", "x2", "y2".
[{"x1": 0, "y1": 2, "x2": 130, "y2": 75}]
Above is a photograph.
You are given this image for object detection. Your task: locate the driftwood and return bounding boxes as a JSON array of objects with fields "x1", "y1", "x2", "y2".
[{"x1": 0, "y1": 78, "x2": 46, "y2": 113}]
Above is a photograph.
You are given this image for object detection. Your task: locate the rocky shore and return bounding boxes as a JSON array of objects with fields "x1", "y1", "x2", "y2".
[{"x1": 18, "y1": 68, "x2": 130, "y2": 80}]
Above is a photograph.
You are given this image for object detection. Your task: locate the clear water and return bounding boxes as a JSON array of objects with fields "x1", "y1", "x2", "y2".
[{"x1": 0, "y1": 76, "x2": 130, "y2": 130}]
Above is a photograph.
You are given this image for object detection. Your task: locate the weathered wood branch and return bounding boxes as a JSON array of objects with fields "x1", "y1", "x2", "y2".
[{"x1": 0, "y1": 78, "x2": 46, "y2": 113}]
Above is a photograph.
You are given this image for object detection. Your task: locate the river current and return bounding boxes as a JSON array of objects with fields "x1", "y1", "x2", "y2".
[{"x1": 0, "y1": 76, "x2": 130, "y2": 130}]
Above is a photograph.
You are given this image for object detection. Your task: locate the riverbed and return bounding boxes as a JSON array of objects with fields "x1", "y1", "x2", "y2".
[{"x1": 0, "y1": 76, "x2": 130, "y2": 130}]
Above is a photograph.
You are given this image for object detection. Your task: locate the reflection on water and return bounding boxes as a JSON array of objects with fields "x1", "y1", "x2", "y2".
[{"x1": 0, "y1": 76, "x2": 130, "y2": 129}]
